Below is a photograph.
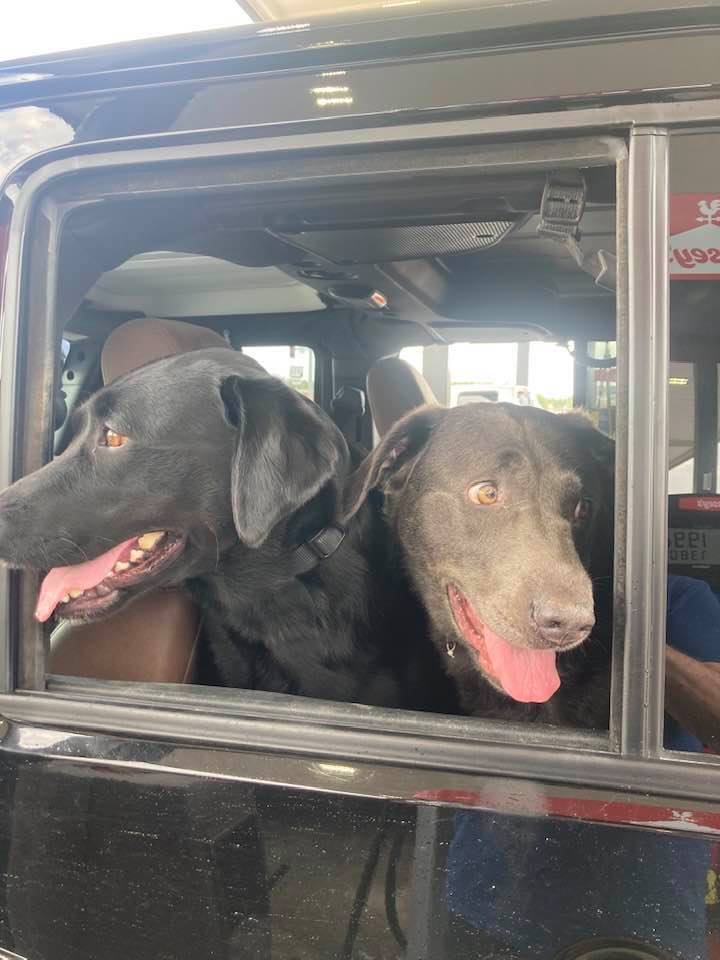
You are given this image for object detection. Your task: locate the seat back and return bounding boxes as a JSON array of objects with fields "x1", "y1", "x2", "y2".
[
  {"x1": 366, "y1": 355, "x2": 438, "y2": 438},
  {"x1": 101, "y1": 316, "x2": 228, "y2": 384},
  {"x1": 49, "y1": 317, "x2": 230, "y2": 683}
]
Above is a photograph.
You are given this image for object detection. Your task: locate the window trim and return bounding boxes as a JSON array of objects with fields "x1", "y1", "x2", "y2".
[
  {"x1": 614, "y1": 128, "x2": 669, "y2": 758},
  {"x1": 1, "y1": 683, "x2": 718, "y2": 806},
  {"x1": 1, "y1": 117, "x2": 718, "y2": 801}
]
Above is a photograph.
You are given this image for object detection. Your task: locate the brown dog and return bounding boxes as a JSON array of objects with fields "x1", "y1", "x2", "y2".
[{"x1": 344, "y1": 403, "x2": 614, "y2": 727}]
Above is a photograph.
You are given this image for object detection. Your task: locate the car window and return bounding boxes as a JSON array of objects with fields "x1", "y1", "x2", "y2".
[
  {"x1": 7, "y1": 133, "x2": 662, "y2": 770},
  {"x1": 665, "y1": 129, "x2": 720, "y2": 758},
  {"x1": 399, "y1": 341, "x2": 573, "y2": 413},
  {"x1": 240, "y1": 345, "x2": 316, "y2": 400}
]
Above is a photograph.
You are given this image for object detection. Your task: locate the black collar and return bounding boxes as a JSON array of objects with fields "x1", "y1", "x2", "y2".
[{"x1": 288, "y1": 524, "x2": 346, "y2": 576}]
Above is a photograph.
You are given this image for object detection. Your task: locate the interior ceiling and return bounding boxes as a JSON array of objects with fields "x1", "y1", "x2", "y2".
[
  {"x1": 81, "y1": 207, "x2": 615, "y2": 325},
  {"x1": 64, "y1": 170, "x2": 621, "y2": 344},
  {"x1": 86, "y1": 252, "x2": 326, "y2": 317},
  {"x1": 78, "y1": 210, "x2": 618, "y2": 337}
]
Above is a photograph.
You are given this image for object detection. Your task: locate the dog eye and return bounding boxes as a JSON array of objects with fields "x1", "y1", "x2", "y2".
[
  {"x1": 574, "y1": 498, "x2": 592, "y2": 523},
  {"x1": 468, "y1": 482, "x2": 499, "y2": 506},
  {"x1": 101, "y1": 427, "x2": 129, "y2": 448}
]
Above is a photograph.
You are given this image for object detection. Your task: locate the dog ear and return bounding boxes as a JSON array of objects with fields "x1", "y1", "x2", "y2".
[
  {"x1": 560, "y1": 410, "x2": 615, "y2": 470},
  {"x1": 559, "y1": 410, "x2": 615, "y2": 584},
  {"x1": 220, "y1": 375, "x2": 348, "y2": 548},
  {"x1": 343, "y1": 405, "x2": 445, "y2": 522}
]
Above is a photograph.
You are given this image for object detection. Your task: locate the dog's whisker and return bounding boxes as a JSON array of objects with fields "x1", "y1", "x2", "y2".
[{"x1": 55, "y1": 536, "x2": 90, "y2": 563}]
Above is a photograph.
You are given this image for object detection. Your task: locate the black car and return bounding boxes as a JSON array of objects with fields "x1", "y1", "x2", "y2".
[{"x1": 0, "y1": 2, "x2": 717, "y2": 958}]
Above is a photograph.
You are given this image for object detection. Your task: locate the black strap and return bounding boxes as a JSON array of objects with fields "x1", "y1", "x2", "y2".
[{"x1": 289, "y1": 524, "x2": 346, "y2": 576}]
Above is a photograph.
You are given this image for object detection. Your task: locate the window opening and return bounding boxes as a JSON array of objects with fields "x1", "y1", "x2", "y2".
[
  {"x1": 399, "y1": 341, "x2": 575, "y2": 413},
  {"x1": 241, "y1": 345, "x2": 316, "y2": 400},
  {"x1": 0, "y1": 135, "x2": 649, "y2": 770}
]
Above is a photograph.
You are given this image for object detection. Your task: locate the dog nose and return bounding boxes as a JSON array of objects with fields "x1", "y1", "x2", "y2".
[{"x1": 531, "y1": 600, "x2": 595, "y2": 648}]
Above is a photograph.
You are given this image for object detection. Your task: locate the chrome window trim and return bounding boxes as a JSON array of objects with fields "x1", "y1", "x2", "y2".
[{"x1": 619, "y1": 128, "x2": 670, "y2": 758}]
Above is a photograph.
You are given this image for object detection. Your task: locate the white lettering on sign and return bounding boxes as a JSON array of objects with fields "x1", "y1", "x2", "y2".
[{"x1": 670, "y1": 194, "x2": 720, "y2": 280}]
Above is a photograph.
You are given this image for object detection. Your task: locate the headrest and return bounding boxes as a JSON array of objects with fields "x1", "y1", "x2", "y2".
[
  {"x1": 101, "y1": 317, "x2": 230, "y2": 384},
  {"x1": 367, "y1": 355, "x2": 439, "y2": 437}
]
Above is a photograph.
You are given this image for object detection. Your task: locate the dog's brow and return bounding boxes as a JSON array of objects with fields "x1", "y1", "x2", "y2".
[
  {"x1": 93, "y1": 391, "x2": 117, "y2": 420},
  {"x1": 496, "y1": 448, "x2": 525, "y2": 471}
]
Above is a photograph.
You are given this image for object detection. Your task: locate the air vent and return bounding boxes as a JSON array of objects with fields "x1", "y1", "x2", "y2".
[{"x1": 276, "y1": 219, "x2": 515, "y2": 264}]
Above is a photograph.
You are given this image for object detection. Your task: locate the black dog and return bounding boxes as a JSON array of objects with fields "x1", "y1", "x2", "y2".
[
  {"x1": 344, "y1": 403, "x2": 614, "y2": 729},
  {"x1": 0, "y1": 348, "x2": 452, "y2": 710}
]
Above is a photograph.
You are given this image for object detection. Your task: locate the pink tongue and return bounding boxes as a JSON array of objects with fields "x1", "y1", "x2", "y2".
[
  {"x1": 483, "y1": 623, "x2": 560, "y2": 703},
  {"x1": 35, "y1": 537, "x2": 136, "y2": 623}
]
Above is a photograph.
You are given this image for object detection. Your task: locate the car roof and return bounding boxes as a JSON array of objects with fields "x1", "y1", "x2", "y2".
[{"x1": 0, "y1": 0, "x2": 716, "y2": 105}]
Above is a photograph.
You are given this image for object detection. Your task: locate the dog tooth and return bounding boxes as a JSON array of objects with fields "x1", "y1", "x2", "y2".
[
  {"x1": 129, "y1": 550, "x2": 146, "y2": 564},
  {"x1": 137, "y1": 531, "x2": 165, "y2": 551},
  {"x1": 61, "y1": 595, "x2": 70, "y2": 604},
  {"x1": 68, "y1": 589, "x2": 83, "y2": 599},
  {"x1": 95, "y1": 584, "x2": 112, "y2": 597},
  {"x1": 114, "y1": 561, "x2": 130, "y2": 573}
]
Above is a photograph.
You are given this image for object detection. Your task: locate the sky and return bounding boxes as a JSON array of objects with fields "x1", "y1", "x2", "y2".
[{"x1": 0, "y1": 0, "x2": 252, "y2": 63}]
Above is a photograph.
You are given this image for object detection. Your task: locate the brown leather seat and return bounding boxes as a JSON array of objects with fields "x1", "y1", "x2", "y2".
[
  {"x1": 366, "y1": 355, "x2": 438, "y2": 438},
  {"x1": 101, "y1": 316, "x2": 228, "y2": 384},
  {"x1": 49, "y1": 317, "x2": 230, "y2": 683}
]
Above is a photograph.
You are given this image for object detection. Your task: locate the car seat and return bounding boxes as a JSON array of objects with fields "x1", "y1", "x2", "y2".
[
  {"x1": 366, "y1": 354, "x2": 439, "y2": 438},
  {"x1": 48, "y1": 317, "x2": 230, "y2": 683}
]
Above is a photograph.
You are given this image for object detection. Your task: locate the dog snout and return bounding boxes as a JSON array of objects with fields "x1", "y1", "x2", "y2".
[{"x1": 530, "y1": 599, "x2": 595, "y2": 649}]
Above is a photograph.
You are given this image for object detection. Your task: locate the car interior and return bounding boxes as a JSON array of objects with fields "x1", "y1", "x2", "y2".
[
  {"x1": 40, "y1": 158, "x2": 625, "y2": 702},
  {"x1": 10, "y1": 127, "x2": 720, "y2": 728}
]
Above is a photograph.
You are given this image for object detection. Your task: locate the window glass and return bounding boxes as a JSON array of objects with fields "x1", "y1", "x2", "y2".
[
  {"x1": 668, "y1": 361, "x2": 696, "y2": 495},
  {"x1": 585, "y1": 340, "x2": 617, "y2": 437},
  {"x1": 241, "y1": 345, "x2": 316, "y2": 399},
  {"x1": 665, "y1": 130, "x2": 720, "y2": 768},
  {"x1": 663, "y1": 135, "x2": 720, "y2": 956}
]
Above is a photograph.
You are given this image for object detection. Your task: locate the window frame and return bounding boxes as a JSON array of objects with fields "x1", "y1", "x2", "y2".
[{"x1": 0, "y1": 113, "x2": 717, "y2": 804}]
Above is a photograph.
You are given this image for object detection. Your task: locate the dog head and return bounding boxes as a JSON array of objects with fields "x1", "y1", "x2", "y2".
[
  {"x1": 0, "y1": 348, "x2": 348, "y2": 623},
  {"x1": 345, "y1": 403, "x2": 613, "y2": 704}
]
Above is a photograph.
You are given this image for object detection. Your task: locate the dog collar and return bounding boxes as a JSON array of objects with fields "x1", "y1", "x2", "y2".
[{"x1": 289, "y1": 524, "x2": 346, "y2": 576}]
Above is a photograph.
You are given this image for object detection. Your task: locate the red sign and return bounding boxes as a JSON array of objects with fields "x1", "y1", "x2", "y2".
[
  {"x1": 678, "y1": 495, "x2": 720, "y2": 511},
  {"x1": 670, "y1": 194, "x2": 720, "y2": 279}
]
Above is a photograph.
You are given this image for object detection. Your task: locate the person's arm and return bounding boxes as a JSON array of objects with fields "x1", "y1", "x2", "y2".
[{"x1": 665, "y1": 646, "x2": 720, "y2": 752}]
